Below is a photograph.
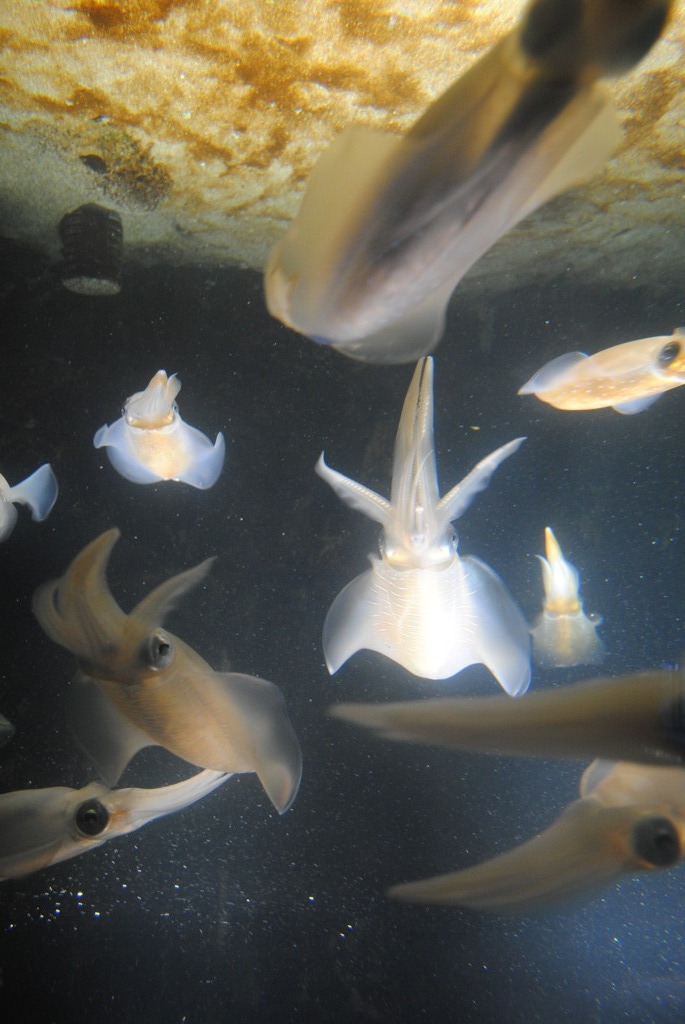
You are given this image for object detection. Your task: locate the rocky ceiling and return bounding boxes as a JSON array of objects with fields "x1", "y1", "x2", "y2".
[{"x1": 0, "y1": 0, "x2": 683, "y2": 293}]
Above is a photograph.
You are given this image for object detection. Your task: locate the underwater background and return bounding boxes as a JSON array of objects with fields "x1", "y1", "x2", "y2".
[{"x1": 0, "y1": 241, "x2": 684, "y2": 1023}]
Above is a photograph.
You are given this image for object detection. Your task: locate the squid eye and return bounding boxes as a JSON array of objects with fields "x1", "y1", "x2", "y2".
[
  {"x1": 632, "y1": 815, "x2": 680, "y2": 868},
  {"x1": 147, "y1": 632, "x2": 174, "y2": 670},
  {"x1": 657, "y1": 340, "x2": 681, "y2": 367},
  {"x1": 75, "y1": 798, "x2": 109, "y2": 837}
]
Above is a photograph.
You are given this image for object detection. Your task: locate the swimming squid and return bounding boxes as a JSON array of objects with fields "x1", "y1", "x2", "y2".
[
  {"x1": 0, "y1": 769, "x2": 231, "y2": 881},
  {"x1": 0, "y1": 463, "x2": 58, "y2": 542},
  {"x1": 387, "y1": 759, "x2": 685, "y2": 911},
  {"x1": 0, "y1": 712, "x2": 14, "y2": 747},
  {"x1": 33, "y1": 530, "x2": 302, "y2": 814},
  {"x1": 265, "y1": 0, "x2": 673, "y2": 363},
  {"x1": 519, "y1": 329, "x2": 685, "y2": 413},
  {"x1": 317, "y1": 357, "x2": 530, "y2": 695},
  {"x1": 332, "y1": 668, "x2": 685, "y2": 909},
  {"x1": 331, "y1": 668, "x2": 685, "y2": 767},
  {"x1": 531, "y1": 527, "x2": 604, "y2": 668},
  {"x1": 94, "y1": 370, "x2": 225, "y2": 487}
]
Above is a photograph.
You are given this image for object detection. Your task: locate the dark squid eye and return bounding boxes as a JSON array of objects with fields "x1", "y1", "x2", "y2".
[
  {"x1": 657, "y1": 340, "x2": 681, "y2": 367},
  {"x1": 632, "y1": 815, "x2": 681, "y2": 868},
  {"x1": 147, "y1": 632, "x2": 174, "y2": 670},
  {"x1": 75, "y1": 798, "x2": 110, "y2": 837}
]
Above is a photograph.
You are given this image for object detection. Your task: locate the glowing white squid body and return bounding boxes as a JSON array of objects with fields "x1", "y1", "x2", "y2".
[
  {"x1": 94, "y1": 370, "x2": 225, "y2": 488},
  {"x1": 531, "y1": 527, "x2": 604, "y2": 668},
  {"x1": 317, "y1": 357, "x2": 530, "y2": 695},
  {"x1": 0, "y1": 463, "x2": 59, "y2": 542}
]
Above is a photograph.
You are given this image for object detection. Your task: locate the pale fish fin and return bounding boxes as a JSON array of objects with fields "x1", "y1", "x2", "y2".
[
  {"x1": 214, "y1": 673, "x2": 302, "y2": 814},
  {"x1": 461, "y1": 556, "x2": 531, "y2": 696},
  {"x1": 174, "y1": 429, "x2": 226, "y2": 489},
  {"x1": 316, "y1": 454, "x2": 390, "y2": 526},
  {"x1": 515, "y1": 84, "x2": 620, "y2": 222},
  {"x1": 613, "y1": 394, "x2": 662, "y2": 415},
  {"x1": 333, "y1": 278, "x2": 455, "y2": 365},
  {"x1": 436, "y1": 438, "x2": 525, "y2": 526},
  {"x1": 322, "y1": 569, "x2": 379, "y2": 675},
  {"x1": 68, "y1": 675, "x2": 154, "y2": 786},
  {"x1": 518, "y1": 352, "x2": 588, "y2": 395},
  {"x1": 387, "y1": 798, "x2": 640, "y2": 912},
  {"x1": 130, "y1": 557, "x2": 216, "y2": 631},
  {"x1": 7, "y1": 464, "x2": 59, "y2": 521}
]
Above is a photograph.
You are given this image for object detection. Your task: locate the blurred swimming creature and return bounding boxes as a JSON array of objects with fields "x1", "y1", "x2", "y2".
[
  {"x1": 33, "y1": 530, "x2": 302, "y2": 814},
  {"x1": 0, "y1": 769, "x2": 230, "y2": 881},
  {"x1": 519, "y1": 329, "x2": 685, "y2": 413},
  {"x1": 386, "y1": 759, "x2": 685, "y2": 911},
  {"x1": 531, "y1": 527, "x2": 604, "y2": 668},
  {"x1": 317, "y1": 358, "x2": 530, "y2": 694},
  {"x1": 0, "y1": 463, "x2": 59, "y2": 542},
  {"x1": 265, "y1": 0, "x2": 673, "y2": 363},
  {"x1": 94, "y1": 370, "x2": 225, "y2": 487},
  {"x1": 0, "y1": 713, "x2": 14, "y2": 747},
  {"x1": 332, "y1": 667, "x2": 685, "y2": 764}
]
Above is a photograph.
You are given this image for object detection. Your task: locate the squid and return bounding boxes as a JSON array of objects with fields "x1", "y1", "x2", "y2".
[
  {"x1": 531, "y1": 527, "x2": 604, "y2": 668},
  {"x1": 331, "y1": 668, "x2": 685, "y2": 767},
  {"x1": 317, "y1": 357, "x2": 530, "y2": 695},
  {"x1": 332, "y1": 669, "x2": 685, "y2": 909},
  {"x1": 0, "y1": 463, "x2": 58, "y2": 542},
  {"x1": 519, "y1": 329, "x2": 685, "y2": 413},
  {"x1": 387, "y1": 760, "x2": 685, "y2": 912},
  {"x1": 33, "y1": 530, "x2": 302, "y2": 814},
  {"x1": 94, "y1": 370, "x2": 225, "y2": 488},
  {"x1": 265, "y1": 0, "x2": 673, "y2": 363},
  {"x1": 0, "y1": 769, "x2": 231, "y2": 881}
]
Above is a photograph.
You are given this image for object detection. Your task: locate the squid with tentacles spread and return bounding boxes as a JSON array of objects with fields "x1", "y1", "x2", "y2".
[
  {"x1": 33, "y1": 530, "x2": 302, "y2": 814},
  {"x1": 94, "y1": 370, "x2": 225, "y2": 488},
  {"x1": 317, "y1": 357, "x2": 530, "y2": 695}
]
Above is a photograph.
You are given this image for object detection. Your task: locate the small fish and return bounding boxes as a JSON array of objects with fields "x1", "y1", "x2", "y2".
[
  {"x1": 94, "y1": 370, "x2": 225, "y2": 487},
  {"x1": 531, "y1": 527, "x2": 604, "y2": 668},
  {"x1": 518, "y1": 330, "x2": 685, "y2": 414},
  {"x1": 0, "y1": 769, "x2": 231, "y2": 881},
  {"x1": 0, "y1": 464, "x2": 58, "y2": 542},
  {"x1": 33, "y1": 530, "x2": 302, "y2": 814},
  {"x1": 0, "y1": 713, "x2": 14, "y2": 748},
  {"x1": 265, "y1": 0, "x2": 673, "y2": 363},
  {"x1": 317, "y1": 358, "x2": 530, "y2": 695}
]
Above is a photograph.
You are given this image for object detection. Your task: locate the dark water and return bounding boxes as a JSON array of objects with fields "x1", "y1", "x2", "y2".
[{"x1": 0, "y1": 245, "x2": 684, "y2": 1023}]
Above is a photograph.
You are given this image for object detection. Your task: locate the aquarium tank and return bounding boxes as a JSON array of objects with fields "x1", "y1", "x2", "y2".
[{"x1": 1, "y1": 2, "x2": 684, "y2": 1022}]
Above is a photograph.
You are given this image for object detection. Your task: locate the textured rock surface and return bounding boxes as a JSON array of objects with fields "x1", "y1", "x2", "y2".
[{"x1": 0, "y1": 0, "x2": 682, "y2": 292}]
